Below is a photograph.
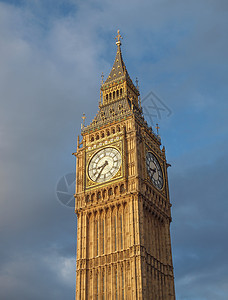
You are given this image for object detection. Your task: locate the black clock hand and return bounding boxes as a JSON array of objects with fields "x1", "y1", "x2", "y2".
[
  {"x1": 97, "y1": 163, "x2": 106, "y2": 169},
  {"x1": 150, "y1": 167, "x2": 156, "y2": 174},
  {"x1": 96, "y1": 160, "x2": 108, "y2": 181}
]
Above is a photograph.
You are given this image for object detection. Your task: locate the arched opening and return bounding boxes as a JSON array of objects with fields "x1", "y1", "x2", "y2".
[
  {"x1": 103, "y1": 189, "x2": 107, "y2": 199},
  {"x1": 120, "y1": 184, "x2": 125, "y2": 194},
  {"x1": 108, "y1": 188, "x2": 113, "y2": 196},
  {"x1": 91, "y1": 136, "x2": 94, "y2": 142},
  {"x1": 97, "y1": 192, "x2": 101, "y2": 200},
  {"x1": 114, "y1": 186, "x2": 118, "y2": 195}
]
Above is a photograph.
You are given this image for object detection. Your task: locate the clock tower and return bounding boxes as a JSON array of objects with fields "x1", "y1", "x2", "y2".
[{"x1": 74, "y1": 31, "x2": 175, "y2": 299}]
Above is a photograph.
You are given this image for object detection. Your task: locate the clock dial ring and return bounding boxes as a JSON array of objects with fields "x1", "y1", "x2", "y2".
[
  {"x1": 88, "y1": 147, "x2": 121, "y2": 183},
  {"x1": 146, "y1": 151, "x2": 164, "y2": 190}
]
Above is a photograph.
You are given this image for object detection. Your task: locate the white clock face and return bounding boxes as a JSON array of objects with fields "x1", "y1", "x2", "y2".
[
  {"x1": 88, "y1": 147, "x2": 121, "y2": 183},
  {"x1": 146, "y1": 152, "x2": 164, "y2": 190}
]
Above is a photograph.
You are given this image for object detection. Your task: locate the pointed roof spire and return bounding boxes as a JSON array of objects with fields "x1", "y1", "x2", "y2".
[{"x1": 103, "y1": 30, "x2": 132, "y2": 85}]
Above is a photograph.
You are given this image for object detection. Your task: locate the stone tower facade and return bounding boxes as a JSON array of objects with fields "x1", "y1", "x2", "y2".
[{"x1": 74, "y1": 31, "x2": 175, "y2": 299}]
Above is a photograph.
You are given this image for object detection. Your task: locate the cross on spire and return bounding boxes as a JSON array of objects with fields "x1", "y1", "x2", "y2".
[
  {"x1": 82, "y1": 113, "x2": 86, "y2": 123},
  {"x1": 115, "y1": 29, "x2": 123, "y2": 46},
  {"x1": 155, "y1": 123, "x2": 160, "y2": 135},
  {"x1": 101, "y1": 72, "x2": 104, "y2": 85},
  {"x1": 81, "y1": 113, "x2": 86, "y2": 129},
  {"x1": 136, "y1": 77, "x2": 139, "y2": 89}
]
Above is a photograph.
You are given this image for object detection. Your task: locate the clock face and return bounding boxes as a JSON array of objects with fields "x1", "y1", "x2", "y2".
[
  {"x1": 146, "y1": 152, "x2": 164, "y2": 190},
  {"x1": 88, "y1": 147, "x2": 122, "y2": 183}
]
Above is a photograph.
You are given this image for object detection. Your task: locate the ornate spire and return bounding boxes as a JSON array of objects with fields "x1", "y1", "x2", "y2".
[
  {"x1": 115, "y1": 29, "x2": 123, "y2": 46},
  {"x1": 103, "y1": 30, "x2": 127, "y2": 85}
]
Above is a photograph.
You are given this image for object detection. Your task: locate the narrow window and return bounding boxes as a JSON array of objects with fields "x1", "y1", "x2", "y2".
[
  {"x1": 102, "y1": 273, "x2": 105, "y2": 300},
  {"x1": 96, "y1": 220, "x2": 99, "y2": 256},
  {"x1": 108, "y1": 188, "x2": 113, "y2": 196},
  {"x1": 120, "y1": 88, "x2": 122, "y2": 96},
  {"x1": 120, "y1": 215, "x2": 123, "y2": 249},
  {"x1": 97, "y1": 275, "x2": 99, "y2": 300},
  {"x1": 106, "y1": 94, "x2": 108, "y2": 100},
  {"x1": 102, "y1": 219, "x2": 105, "y2": 254},
  {"x1": 117, "y1": 90, "x2": 119, "y2": 97},
  {"x1": 113, "y1": 91, "x2": 115, "y2": 99},
  {"x1": 120, "y1": 184, "x2": 124, "y2": 193},
  {"x1": 115, "y1": 271, "x2": 118, "y2": 300},
  {"x1": 122, "y1": 269, "x2": 124, "y2": 300},
  {"x1": 114, "y1": 216, "x2": 117, "y2": 251}
]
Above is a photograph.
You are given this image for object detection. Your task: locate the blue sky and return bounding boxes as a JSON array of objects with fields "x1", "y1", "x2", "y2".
[{"x1": 0, "y1": 0, "x2": 227, "y2": 299}]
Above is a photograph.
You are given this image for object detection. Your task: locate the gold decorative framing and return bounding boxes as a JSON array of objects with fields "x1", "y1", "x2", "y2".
[
  {"x1": 85, "y1": 140, "x2": 124, "y2": 190},
  {"x1": 145, "y1": 144, "x2": 165, "y2": 192}
]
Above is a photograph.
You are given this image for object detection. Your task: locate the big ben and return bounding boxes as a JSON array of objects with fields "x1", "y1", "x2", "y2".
[{"x1": 74, "y1": 30, "x2": 175, "y2": 299}]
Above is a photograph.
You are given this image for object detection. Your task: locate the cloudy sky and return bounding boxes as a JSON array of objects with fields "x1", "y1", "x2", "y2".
[{"x1": 0, "y1": 0, "x2": 227, "y2": 299}]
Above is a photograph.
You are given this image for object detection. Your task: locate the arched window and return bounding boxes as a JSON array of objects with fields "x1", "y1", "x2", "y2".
[
  {"x1": 122, "y1": 269, "x2": 124, "y2": 299},
  {"x1": 117, "y1": 90, "x2": 119, "y2": 97},
  {"x1": 120, "y1": 88, "x2": 123, "y2": 96},
  {"x1": 96, "y1": 273, "x2": 99, "y2": 300},
  {"x1": 106, "y1": 94, "x2": 108, "y2": 100},
  {"x1": 115, "y1": 270, "x2": 118, "y2": 300},
  {"x1": 107, "y1": 130, "x2": 110, "y2": 136},
  {"x1": 91, "y1": 136, "x2": 94, "y2": 142},
  {"x1": 109, "y1": 93, "x2": 112, "y2": 100},
  {"x1": 91, "y1": 193, "x2": 95, "y2": 201},
  {"x1": 102, "y1": 219, "x2": 105, "y2": 254},
  {"x1": 96, "y1": 134, "x2": 99, "y2": 140},
  {"x1": 97, "y1": 192, "x2": 101, "y2": 200},
  {"x1": 114, "y1": 215, "x2": 117, "y2": 251},
  {"x1": 108, "y1": 188, "x2": 113, "y2": 196},
  {"x1": 113, "y1": 91, "x2": 115, "y2": 99},
  {"x1": 112, "y1": 128, "x2": 115, "y2": 134},
  {"x1": 96, "y1": 220, "x2": 99, "y2": 256},
  {"x1": 120, "y1": 184, "x2": 125, "y2": 194},
  {"x1": 101, "y1": 132, "x2": 105, "y2": 138},
  {"x1": 114, "y1": 186, "x2": 118, "y2": 195},
  {"x1": 102, "y1": 273, "x2": 105, "y2": 300},
  {"x1": 120, "y1": 214, "x2": 123, "y2": 249}
]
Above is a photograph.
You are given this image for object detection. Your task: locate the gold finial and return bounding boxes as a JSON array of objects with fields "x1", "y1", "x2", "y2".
[
  {"x1": 135, "y1": 77, "x2": 139, "y2": 89},
  {"x1": 101, "y1": 72, "x2": 104, "y2": 84},
  {"x1": 136, "y1": 77, "x2": 142, "y2": 109},
  {"x1": 155, "y1": 123, "x2": 160, "y2": 135},
  {"x1": 115, "y1": 29, "x2": 123, "y2": 46},
  {"x1": 81, "y1": 113, "x2": 86, "y2": 129}
]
